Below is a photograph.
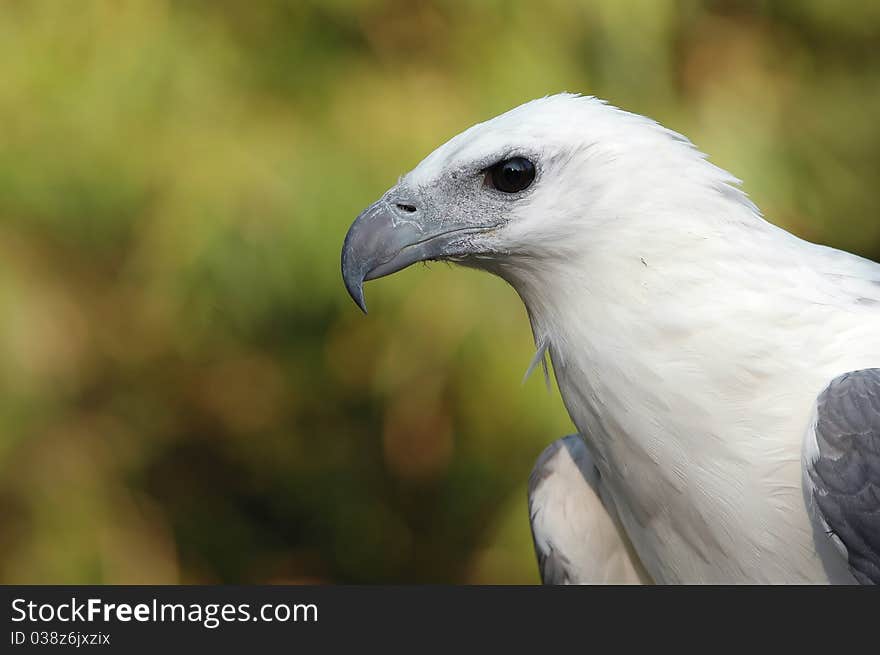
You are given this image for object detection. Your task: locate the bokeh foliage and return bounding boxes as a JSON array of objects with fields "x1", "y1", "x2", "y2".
[{"x1": 0, "y1": 0, "x2": 878, "y2": 583}]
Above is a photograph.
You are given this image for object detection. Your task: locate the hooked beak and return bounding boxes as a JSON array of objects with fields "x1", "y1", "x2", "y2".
[{"x1": 341, "y1": 196, "x2": 493, "y2": 313}]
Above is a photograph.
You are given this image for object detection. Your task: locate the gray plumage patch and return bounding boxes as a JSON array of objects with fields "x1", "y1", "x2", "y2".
[
  {"x1": 528, "y1": 437, "x2": 574, "y2": 585},
  {"x1": 534, "y1": 542, "x2": 574, "y2": 585},
  {"x1": 528, "y1": 435, "x2": 597, "y2": 584},
  {"x1": 810, "y1": 368, "x2": 880, "y2": 584},
  {"x1": 527, "y1": 438, "x2": 563, "y2": 501}
]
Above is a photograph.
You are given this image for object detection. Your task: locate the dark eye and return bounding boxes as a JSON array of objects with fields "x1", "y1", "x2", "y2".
[{"x1": 487, "y1": 157, "x2": 536, "y2": 193}]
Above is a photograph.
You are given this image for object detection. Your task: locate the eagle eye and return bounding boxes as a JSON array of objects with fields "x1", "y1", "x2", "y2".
[{"x1": 486, "y1": 157, "x2": 535, "y2": 193}]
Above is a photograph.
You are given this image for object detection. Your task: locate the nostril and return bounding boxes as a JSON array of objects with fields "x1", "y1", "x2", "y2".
[{"x1": 396, "y1": 203, "x2": 417, "y2": 213}]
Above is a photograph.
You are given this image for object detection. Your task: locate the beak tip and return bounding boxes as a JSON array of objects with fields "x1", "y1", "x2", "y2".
[
  {"x1": 342, "y1": 266, "x2": 368, "y2": 314},
  {"x1": 347, "y1": 284, "x2": 369, "y2": 314},
  {"x1": 341, "y1": 233, "x2": 369, "y2": 313},
  {"x1": 354, "y1": 291, "x2": 368, "y2": 314}
]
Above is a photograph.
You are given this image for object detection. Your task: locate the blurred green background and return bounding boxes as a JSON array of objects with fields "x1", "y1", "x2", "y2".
[{"x1": 1, "y1": 0, "x2": 878, "y2": 583}]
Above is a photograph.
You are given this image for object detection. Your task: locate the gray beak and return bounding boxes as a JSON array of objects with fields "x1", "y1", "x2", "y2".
[{"x1": 341, "y1": 195, "x2": 492, "y2": 313}]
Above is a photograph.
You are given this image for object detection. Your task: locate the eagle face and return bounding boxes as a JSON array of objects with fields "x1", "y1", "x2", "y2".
[
  {"x1": 341, "y1": 94, "x2": 602, "y2": 311},
  {"x1": 341, "y1": 92, "x2": 734, "y2": 311}
]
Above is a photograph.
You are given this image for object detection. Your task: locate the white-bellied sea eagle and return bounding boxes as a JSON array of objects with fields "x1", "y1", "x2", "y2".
[{"x1": 341, "y1": 94, "x2": 880, "y2": 584}]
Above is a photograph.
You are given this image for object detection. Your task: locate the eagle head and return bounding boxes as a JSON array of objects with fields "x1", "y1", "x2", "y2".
[{"x1": 341, "y1": 93, "x2": 750, "y2": 312}]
